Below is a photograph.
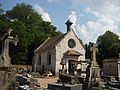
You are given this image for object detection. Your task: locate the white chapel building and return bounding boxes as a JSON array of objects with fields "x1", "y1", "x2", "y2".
[{"x1": 32, "y1": 20, "x2": 86, "y2": 76}]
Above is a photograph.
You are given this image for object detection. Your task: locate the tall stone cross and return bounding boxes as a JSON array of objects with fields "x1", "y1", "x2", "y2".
[
  {"x1": 89, "y1": 43, "x2": 101, "y2": 82},
  {"x1": 0, "y1": 28, "x2": 19, "y2": 67},
  {"x1": 90, "y1": 43, "x2": 98, "y2": 66}
]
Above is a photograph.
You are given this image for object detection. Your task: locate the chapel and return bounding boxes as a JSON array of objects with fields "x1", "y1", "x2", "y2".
[{"x1": 32, "y1": 20, "x2": 87, "y2": 76}]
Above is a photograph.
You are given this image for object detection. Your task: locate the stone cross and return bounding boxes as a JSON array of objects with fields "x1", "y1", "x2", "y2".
[
  {"x1": 0, "y1": 28, "x2": 19, "y2": 67},
  {"x1": 90, "y1": 43, "x2": 98, "y2": 66},
  {"x1": 88, "y1": 43, "x2": 101, "y2": 82}
]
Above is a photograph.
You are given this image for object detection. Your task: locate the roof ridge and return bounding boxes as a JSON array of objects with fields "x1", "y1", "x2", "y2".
[
  {"x1": 35, "y1": 34, "x2": 66, "y2": 53},
  {"x1": 34, "y1": 37, "x2": 50, "y2": 53},
  {"x1": 45, "y1": 34, "x2": 66, "y2": 50}
]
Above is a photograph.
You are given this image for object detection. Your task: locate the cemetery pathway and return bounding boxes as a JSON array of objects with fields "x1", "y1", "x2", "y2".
[{"x1": 37, "y1": 77, "x2": 58, "y2": 88}]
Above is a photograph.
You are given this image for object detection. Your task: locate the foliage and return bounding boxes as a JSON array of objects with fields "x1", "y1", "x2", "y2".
[
  {"x1": 79, "y1": 38, "x2": 84, "y2": 47},
  {"x1": 0, "y1": 4, "x2": 4, "y2": 14},
  {"x1": 0, "y1": 3, "x2": 62, "y2": 65},
  {"x1": 96, "y1": 30, "x2": 120, "y2": 67},
  {"x1": 85, "y1": 42, "x2": 93, "y2": 59}
]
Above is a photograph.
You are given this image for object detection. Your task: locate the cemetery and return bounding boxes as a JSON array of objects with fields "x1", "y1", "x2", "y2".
[{"x1": 0, "y1": 20, "x2": 120, "y2": 90}]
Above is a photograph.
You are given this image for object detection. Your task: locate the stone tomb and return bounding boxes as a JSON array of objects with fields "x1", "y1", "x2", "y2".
[
  {"x1": 0, "y1": 28, "x2": 19, "y2": 90},
  {"x1": 48, "y1": 83, "x2": 82, "y2": 90},
  {"x1": 31, "y1": 72, "x2": 41, "y2": 78},
  {"x1": 16, "y1": 75, "x2": 45, "y2": 90},
  {"x1": 58, "y1": 74, "x2": 80, "y2": 84},
  {"x1": 48, "y1": 74, "x2": 82, "y2": 90},
  {"x1": 83, "y1": 43, "x2": 104, "y2": 90}
]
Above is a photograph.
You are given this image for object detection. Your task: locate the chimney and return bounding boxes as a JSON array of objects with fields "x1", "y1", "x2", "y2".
[{"x1": 65, "y1": 19, "x2": 73, "y2": 33}]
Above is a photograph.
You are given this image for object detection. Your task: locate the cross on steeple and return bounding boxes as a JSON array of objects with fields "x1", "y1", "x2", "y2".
[{"x1": 65, "y1": 19, "x2": 73, "y2": 33}]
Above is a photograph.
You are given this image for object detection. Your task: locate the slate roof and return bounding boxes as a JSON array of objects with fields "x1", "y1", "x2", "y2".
[
  {"x1": 34, "y1": 34, "x2": 66, "y2": 53},
  {"x1": 34, "y1": 29, "x2": 85, "y2": 54}
]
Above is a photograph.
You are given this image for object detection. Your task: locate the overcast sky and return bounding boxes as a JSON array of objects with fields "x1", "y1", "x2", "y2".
[{"x1": 1, "y1": 0, "x2": 120, "y2": 44}]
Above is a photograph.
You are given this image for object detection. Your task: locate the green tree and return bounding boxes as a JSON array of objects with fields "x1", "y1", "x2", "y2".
[
  {"x1": 1, "y1": 3, "x2": 62, "y2": 65},
  {"x1": 0, "y1": 4, "x2": 10, "y2": 35},
  {"x1": 85, "y1": 42, "x2": 92, "y2": 59},
  {"x1": 0, "y1": 4, "x2": 4, "y2": 14},
  {"x1": 96, "y1": 30, "x2": 120, "y2": 67}
]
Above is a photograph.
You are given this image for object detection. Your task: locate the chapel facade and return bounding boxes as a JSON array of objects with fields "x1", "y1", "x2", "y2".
[{"x1": 32, "y1": 20, "x2": 86, "y2": 76}]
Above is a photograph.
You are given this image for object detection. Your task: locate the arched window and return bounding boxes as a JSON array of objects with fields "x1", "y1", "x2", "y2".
[
  {"x1": 38, "y1": 54, "x2": 41, "y2": 65},
  {"x1": 47, "y1": 52, "x2": 51, "y2": 65}
]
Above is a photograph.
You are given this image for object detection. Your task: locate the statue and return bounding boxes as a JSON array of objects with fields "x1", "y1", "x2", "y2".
[{"x1": 0, "y1": 28, "x2": 19, "y2": 67}]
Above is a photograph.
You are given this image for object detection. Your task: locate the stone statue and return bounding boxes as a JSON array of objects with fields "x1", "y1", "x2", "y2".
[{"x1": 0, "y1": 28, "x2": 19, "y2": 67}]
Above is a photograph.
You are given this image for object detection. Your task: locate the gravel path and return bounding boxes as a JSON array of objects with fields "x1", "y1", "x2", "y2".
[{"x1": 37, "y1": 77, "x2": 58, "y2": 88}]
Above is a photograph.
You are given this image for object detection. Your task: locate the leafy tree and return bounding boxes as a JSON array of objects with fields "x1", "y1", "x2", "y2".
[
  {"x1": 78, "y1": 38, "x2": 84, "y2": 47},
  {"x1": 96, "y1": 30, "x2": 120, "y2": 67},
  {"x1": 0, "y1": 4, "x2": 10, "y2": 35},
  {"x1": 0, "y1": 4, "x2": 11, "y2": 54},
  {"x1": 6, "y1": 3, "x2": 36, "y2": 23},
  {"x1": 0, "y1": 3, "x2": 62, "y2": 65},
  {"x1": 85, "y1": 42, "x2": 92, "y2": 59},
  {"x1": 0, "y1": 4, "x2": 4, "y2": 14}
]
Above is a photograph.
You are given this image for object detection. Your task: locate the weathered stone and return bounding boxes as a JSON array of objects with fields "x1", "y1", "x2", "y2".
[
  {"x1": 86, "y1": 43, "x2": 101, "y2": 82},
  {"x1": 16, "y1": 76, "x2": 30, "y2": 85},
  {"x1": 58, "y1": 74, "x2": 80, "y2": 85},
  {"x1": 48, "y1": 83, "x2": 82, "y2": 90},
  {"x1": 0, "y1": 28, "x2": 19, "y2": 67},
  {"x1": 103, "y1": 59, "x2": 120, "y2": 81},
  {"x1": 31, "y1": 72, "x2": 41, "y2": 78},
  {"x1": 16, "y1": 75, "x2": 38, "y2": 86},
  {"x1": 0, "y1": 28, "x2": 19, "y2": 90},
  {"x1": 0, "y1": 68, "x2": 16, "y2": 90}
]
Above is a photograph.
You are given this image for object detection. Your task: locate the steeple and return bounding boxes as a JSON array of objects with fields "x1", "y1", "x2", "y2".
[{"x1": 65, "y1": 19, "x2": 73, "y2": 33}]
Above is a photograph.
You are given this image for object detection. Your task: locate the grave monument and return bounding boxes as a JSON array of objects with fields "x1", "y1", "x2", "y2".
[
  {"x1": 0, "y1": 28, "x2": 19, "y2": 67},
  {"x1": 84, "y1": 43, "x2": 102, "y2": 90},
  {"x1": 48, "y1": 55, "x2": 82, "y2": 90},
  {"x1": 0, "y1": 28, "x2": 19, "y2": 90},
  {"x1": 89, "y1": 43, "x2": 101, "y2": 82}
]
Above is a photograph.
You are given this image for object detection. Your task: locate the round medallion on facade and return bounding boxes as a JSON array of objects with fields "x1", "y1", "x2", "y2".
[{"x1": 68, "y1": 39, "x2": 76, "y2": 48}]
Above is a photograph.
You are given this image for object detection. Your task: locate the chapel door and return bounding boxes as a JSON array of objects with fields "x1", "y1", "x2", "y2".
[{"x1": 68, "y1": 60, "x2": 75, "y2": 74}]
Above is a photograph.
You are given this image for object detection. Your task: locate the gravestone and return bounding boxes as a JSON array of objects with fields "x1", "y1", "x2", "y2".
[
  {"x1": 50, "y1": 68, "x2": 82, "y2": 90},
  {"x1": 31, "y1": 72, "x2": 41, "y2": 78},
  {"x1": 0, "y1": 28, "x2": 19, "y2": 90},
  {"x1": 48, "y1": 83, "x2": 82, "y2": 90},
  {"x1": 84, "y1": 43, "x2": 103, "y2": 90},
  {"x1": 16, "y1": 75, "x2": 38, "y2": 85},
  {"x1": 0, "y1": 28, "x2": 19, "y2": 67},
  {"x1": 49, "y1": 64, "x2": 82, "y2": 90},
  {"x1": 88, "y1": 43, "x2": 101, "y2": 82},
  {"x1": 58, "y1": 74, "x2": 80, "y2": 84},
  {"x1": 16, "y1": 75, "x2": 50, "y2": 90}
]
